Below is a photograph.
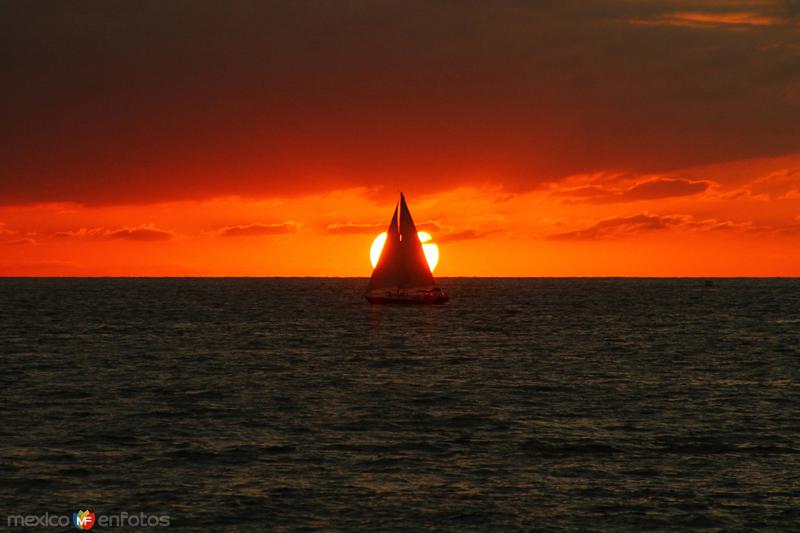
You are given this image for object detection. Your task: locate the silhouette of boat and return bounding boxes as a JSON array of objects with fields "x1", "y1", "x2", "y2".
[{"x1": 365, "y1": 193, "x2": 449, "y2": 304}]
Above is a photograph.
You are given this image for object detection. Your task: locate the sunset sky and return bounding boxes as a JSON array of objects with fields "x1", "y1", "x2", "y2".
[{"x1": 2, "y1": 0, "x2": 800, "y2": 276}]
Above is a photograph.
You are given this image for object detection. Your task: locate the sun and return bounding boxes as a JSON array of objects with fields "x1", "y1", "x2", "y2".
[{"x1": 370, "y1": 231, "x2": 439, "y2": 272}]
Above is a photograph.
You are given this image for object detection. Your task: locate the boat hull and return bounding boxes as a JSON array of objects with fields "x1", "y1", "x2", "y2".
[{"x1": 365, "y1": 293, "x2": 449, "y2": 305}]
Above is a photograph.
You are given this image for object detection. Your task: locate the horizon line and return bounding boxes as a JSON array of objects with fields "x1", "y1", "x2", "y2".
[{"x1": 2, "y1": 276, "x2": 800, "y2": 280}]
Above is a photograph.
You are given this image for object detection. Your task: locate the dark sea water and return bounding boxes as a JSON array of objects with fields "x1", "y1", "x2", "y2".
[{"x1": 1, "y1": 278, "x2": 799, "y2": 531}]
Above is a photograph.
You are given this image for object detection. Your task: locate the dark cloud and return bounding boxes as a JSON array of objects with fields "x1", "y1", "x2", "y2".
[
  {"x1": 716, "y1": 167, "x2": 800, "y2": 200},
  {"x1": 416, "y1": 220, "x2": 447, "y2": 233},
  {"x1": 438, "y1": 229, "x2": 501, "y2": 243},
  {"x1": 54, "y1": 225, "x2": 173, "y2": 241},
  {"x1": 743, "y1": 169, "x2": 800, "y2": 199},
  {"x1": 623, "y1": 178, "x2": 710, "y2": 200},
  {"x1": 1, "y1": 238, "x2": 36, "y2": 246},
  {"x1": 1, "y1": 1, "x2": 799, "y2": 205},
  {"x1": 325, "y1": 222, "x2": 385, "y2": 235},
  {"x1": 106, "y1": 227, "x2": 173, "y2": 241},
  {"x1": 545, "y1": 211, "x2": 767, "y2": 239},
  {"x1": 218, "y1": 222, "x2": 297, "y2": 237},
  {"x1": 558, "y1": 186, "x2": 612, "y2": 199},
  {"x1": 0, "y1": 223, "x2": 36, "y2": 245},
  {"x1": 547, "y1": 213, "x2": 688, "y2": 240},
  {"x1": 560, "y1": 178, "x2": 712, "y2": 203}
]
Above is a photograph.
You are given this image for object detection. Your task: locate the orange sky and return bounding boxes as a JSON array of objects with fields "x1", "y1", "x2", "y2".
[{"x1": 2, "y1": 1, "x2": 799, "y2": 276}]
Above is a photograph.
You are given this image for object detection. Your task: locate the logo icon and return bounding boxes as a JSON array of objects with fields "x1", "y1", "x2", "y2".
[{"x1": 73, "y1": 510, "x2": 95, "y2": 530}]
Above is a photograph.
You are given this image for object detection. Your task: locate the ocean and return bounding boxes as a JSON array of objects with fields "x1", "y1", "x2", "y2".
[{"x1": 1, "y1": 278, "x2": 799, "y2": 531}]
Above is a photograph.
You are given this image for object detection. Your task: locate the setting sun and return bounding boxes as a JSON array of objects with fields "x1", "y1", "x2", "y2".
[{"x1": 370, "y1": 231, "x2": 439, "y2": 272}]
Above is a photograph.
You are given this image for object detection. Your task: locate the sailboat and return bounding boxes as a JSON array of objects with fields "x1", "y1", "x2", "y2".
[{"x1": 366, "y1": 193, "x2": 449, "y2": 304}]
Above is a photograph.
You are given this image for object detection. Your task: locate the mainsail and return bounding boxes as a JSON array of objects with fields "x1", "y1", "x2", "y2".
[{"x1": 367, "y1": 193, "x2": 436, "y2": 292}]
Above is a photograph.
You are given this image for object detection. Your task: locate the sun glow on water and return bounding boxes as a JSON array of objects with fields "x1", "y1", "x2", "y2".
[{"x1": 370, "y1": 231, "x2": 439, "y2": 272}]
